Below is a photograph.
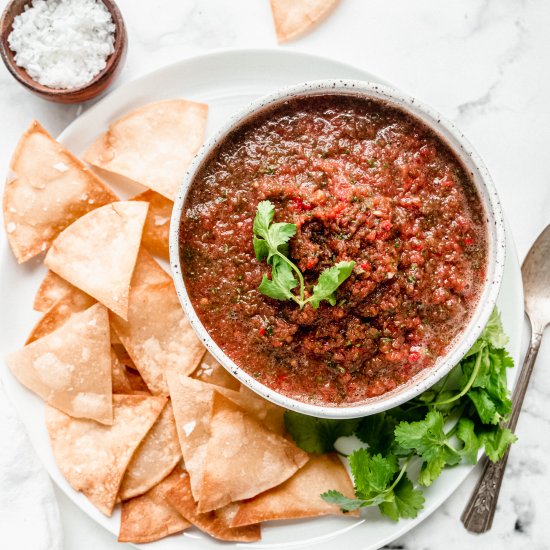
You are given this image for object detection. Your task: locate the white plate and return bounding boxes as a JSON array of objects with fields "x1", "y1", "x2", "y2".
[{"x1": 0, "y1": 49, "x2": 524, "y2": 550}]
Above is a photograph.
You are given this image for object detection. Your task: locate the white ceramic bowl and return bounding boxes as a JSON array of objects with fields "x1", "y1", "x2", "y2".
[{"x1": 170, "y1": 80, "x2": 506, "y2": 419}]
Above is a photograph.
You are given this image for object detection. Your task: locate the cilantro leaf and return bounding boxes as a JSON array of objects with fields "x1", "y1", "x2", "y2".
[
  {"x1": 480, "y1": 308, "x2": 509, "y2": 349},
  {"x1": 309, "y1": 261, "x2": 356, "y2": 309},
  {"x1": 258, "y1": 256, "x2": 297, "y2": 301},
  {"x1": 284, "y1": 411, "x2": 359, "y2": 454},
  {"x1": 253, "y1": 200, "x2": 275, "y2": 239},
  {"x1": 378, "y1": 476, "x2": 425, "y2": 521},
  {"x1": 481, "y1": 426, "x2": 517, "y2": 462},
  {"x1": 267, "y1": 222, "x2": 297, "y2": 256},
  {"x1": 349, "y1": 449, "x2": 399, "y2": 499},
  {"x1": 320, "y1": 490, "x2": 365, "y2": 512},
  {"x1": 456, "y1": 418, "x2": 482, "y2": 464},
  {"x1": 253, "y1": 236, "x2": 269, "y2": 261},
  {"x1": 356, "y1": 413, "x2": 398, "y2": 455},
  {"x1": 395, "y1": 411, "x2": 461, "y2": 486}
]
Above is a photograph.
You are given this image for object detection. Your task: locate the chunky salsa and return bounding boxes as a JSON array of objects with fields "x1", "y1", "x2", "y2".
[{"x1": 180, "y1": 94, "x2": 487, "y2": 406}]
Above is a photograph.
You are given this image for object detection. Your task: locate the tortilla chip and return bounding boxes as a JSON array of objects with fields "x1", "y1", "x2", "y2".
[
  {"x1": 119, "y1": 401, "x2": 181, "y2": 500},
  {"x1": 131, "y1": 247, "x2": 172, "y2": 287},
  {"x1": 269, "y1": 0, "x2": 339, "y2": 42},
  {"x1": 45, "y1": 201, "x2": 149, "y2": 320},
  {"x1": 84, "y1": 100, "x2": 208, "y2": 200},
  {"x1": 166, "y1": 374, "x2": 285, "y2": 501},
  {"x1": 198, "y1": 392, "x2": 308, "y2": 512},
  {"x1": 7, "y1": 303, "x2": 113, "y2": 424},
  {"x1": 111, "y1": 348, "x2": 134, "y2": 394},
  {"x1": 238, "y1": 385, "x2": 286, "y2": 436},
  {"x1": 26, "y1": 288, "x2": 96, "y2": 345},
  {"x1": 232, "y1": 454, "x2": 358, "y2": 526},
  {"x1": 111, "y1": 281, "x2": 205, "y2": 395},
  {"x1": 164, "y1": 471, "x2": 261, "y2": 542},
  {"x1": 33, "y1": 271, "x2": 76, "y2": 312},
  {"x1": 130, "y1": 190, "x2": 173, "y2": 259},
  {"x1": 46, "y1": 394, "x2": 166, "y2": 515},
  {"x1": 3, "y1": 121, "x2": 118, "y2": 263},
  {"x1": 192, "y1": 351, "x2": 240, "y2": 391},
  {"x1": 119, "y1": 466, "x2": 191, "y2": 543}
]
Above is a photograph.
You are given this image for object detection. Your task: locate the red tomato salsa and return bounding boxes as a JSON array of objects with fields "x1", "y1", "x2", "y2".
[{"x1": 180, "y1": 94, "x2": 487, "y2": 406}]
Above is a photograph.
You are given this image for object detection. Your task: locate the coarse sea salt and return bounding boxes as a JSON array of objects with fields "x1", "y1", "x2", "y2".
[{"x1": 8, "y1": 0, "x2": 115, "y2": 90}]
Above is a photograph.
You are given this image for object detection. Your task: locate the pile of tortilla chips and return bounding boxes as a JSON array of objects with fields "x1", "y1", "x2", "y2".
[{"x1": 3, "y1": 100, "x2": 357, "y2": 545}]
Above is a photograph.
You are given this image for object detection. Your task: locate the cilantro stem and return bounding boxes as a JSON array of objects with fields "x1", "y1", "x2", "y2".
[
  {"x1": 430, "y1": 346, "x2": 484, "y2": 407},
  {"x1": 388, "y1": 455, "x2": 412, "y2": 492},
  {"x1": 273, "y1": 249, "x2": 306, "y2": 306}
]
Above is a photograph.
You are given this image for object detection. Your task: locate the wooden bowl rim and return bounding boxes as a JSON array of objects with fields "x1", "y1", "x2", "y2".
[{"x1": 0, "y1": 0, "x2": 126, "y2": 98}]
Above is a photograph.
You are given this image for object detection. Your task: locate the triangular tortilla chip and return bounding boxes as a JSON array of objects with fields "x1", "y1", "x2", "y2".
[
  {"x1": 33, "y1": 270, "x2": 76, "y2": 312},
  {"x1": 7, "y1": 303, "x2": 113, "y2": 424},
  {"x1": 166, "y1": 374, "x2": 285, "y2": 501},
  {"x1": 112, "y1": 344, "x2": 151, "y2": 393},
  {"x1": 111, "y1": 281, "x2": 205, "y2": 395},
  {"x1": 130, "y1": 190, "x2": 173, "y2": 259},
  {"x1": 269, "y1": 0, "x2": 339, "y2": 42},
  {"x1": 164, "y1": 471, "x2": 260, "y2": 542},
  {"x1": 26, "y1": 288, "x2": 95, "y2": 345},
  {"x1": 46, "y1": 394, "x2": 166, "y2": 515},
  {"x1": 45, "y1": 201, "x2": 149, "y2": 319},
  {"x1": 192, "y1": 351, "x2": 240, "y2": 391},
  {"x1": 111, "y1": 348, "x2": 134, "y2": 394},
  {"x1": 119, "y1": 401, "x2": 181, "y2": 500},
  {"x1": 84, "y1": 100, "x2": 208, "y2": 200},
  {"x1": 198, "y1": 392, "x2": 309, "y2": 512},
  {"x1": 119, "y1": 466, "x2": 191, "y2": 543},
  {"x1": 131, "y1": 247, "x2": 172, "y2": 287},
  {"x1": 3, "y1": 121, "x2": 118, "y2": 263},
  {"x1": 232, "y1": 454, "x2": 358, "y2": 526}
]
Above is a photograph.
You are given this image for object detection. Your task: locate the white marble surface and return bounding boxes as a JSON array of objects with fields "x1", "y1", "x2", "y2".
[{"x1": 1, "y1": 0, "x2": 549, "y2": 548}]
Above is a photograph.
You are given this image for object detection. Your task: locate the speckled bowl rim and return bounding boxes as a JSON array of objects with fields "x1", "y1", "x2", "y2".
[{"x1": 169, "y1": 80, "x2": 506, "y2": 419}]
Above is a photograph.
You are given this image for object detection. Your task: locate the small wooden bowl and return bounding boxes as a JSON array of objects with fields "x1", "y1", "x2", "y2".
[{"x1": 0, "y1": 0, "x2": 127, "y2": 103}]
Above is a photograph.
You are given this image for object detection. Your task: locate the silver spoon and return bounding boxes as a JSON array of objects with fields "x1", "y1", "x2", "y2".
[{"x1": 461, "y1": 224, "x2": 550, "y2": 533}]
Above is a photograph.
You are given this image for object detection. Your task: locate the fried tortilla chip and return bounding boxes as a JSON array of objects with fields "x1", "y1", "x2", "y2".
[
  {"x1": 3, "y1": 121, "x2": 118, "y2": 263},
  {"x1": 130, "y1": 190, "x2": 173, "y2": 259},
  {"x1": 119, "y1": 401, "x2": 181, "y2": 500},
  {"x1": 166, "y1": 374, "x2": 285, "y2": 501},
  {"x1": 26, "y1": 288, "x2": 95, "y2": 345},
  {"x1": 45, "y1": 201, "x2": 149, "y2": 320},
  {"x1": 84, "y1": 100, "x2": 208, "y2": 200},
  {"x1": 192, "y1": 351, "x2": 240, "y2": 391},
  {"x1": 119, "y1": 466, "x2": 190, "y2": 543},
  {"x1": 232, "y1": 454, "x2": 358, "y2": 526},
  {"x1": 111, "y1": 281, "x2": 205, "y2": 395},
  {"x1": 164, "y1": 471, "x2": 261, "y2": 542},
  {"x1": 46, "y1": 394, "x2": 166, "y2": 515},
  {"x1": 198, "y1": 392, "x2": 309, "y2": 512},
  {"x1": 269, "y1": 0, "x2": 339, "y2": 42},
  {"x1": 111, "y1": 348, "x2": 134, "y2": 394},
  {"x1": 33, "y1": 270, "x2": 76, "y2": 312},
  {"x1": 131, "y1": 247, "x2": 172, "y2": 287},
  {"x1": 7, "y1": 303, "x2": 113, "y2": 424}
]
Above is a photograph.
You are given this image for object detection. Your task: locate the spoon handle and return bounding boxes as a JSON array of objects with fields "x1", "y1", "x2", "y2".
[{"x1": 461, "y1": 326, "x2": 543, "y2": 533}]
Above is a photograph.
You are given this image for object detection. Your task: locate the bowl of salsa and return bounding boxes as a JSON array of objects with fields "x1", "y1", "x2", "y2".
[{"x1": 170, "y1": 80, "x2": 505, "y2": 419}]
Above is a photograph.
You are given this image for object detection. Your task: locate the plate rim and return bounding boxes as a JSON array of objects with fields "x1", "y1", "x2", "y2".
[{"x1": 0, "y1": 47, "x2": 524, "y2": 550}]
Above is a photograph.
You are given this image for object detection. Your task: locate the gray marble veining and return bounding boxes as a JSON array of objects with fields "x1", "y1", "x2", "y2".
[{"x1": 1, "y1": 0, "x2": 549, "y2": 548}]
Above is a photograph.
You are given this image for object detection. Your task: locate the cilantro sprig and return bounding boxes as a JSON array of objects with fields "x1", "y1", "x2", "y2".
[
  {"x1": 284, "y1": 309, "x2": 517, "y2": 521},
  {"x1": 253, "y1": 201, "x2": 355, "y2": 309}
]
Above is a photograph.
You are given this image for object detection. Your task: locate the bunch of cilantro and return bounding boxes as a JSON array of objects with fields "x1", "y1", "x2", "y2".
[{"x1": 284, "y1": 309, "x2": 517, "y2": 521}]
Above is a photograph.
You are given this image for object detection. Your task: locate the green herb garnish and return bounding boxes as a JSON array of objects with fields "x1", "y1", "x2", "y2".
[
  {"x1": 284, "y1": 308, "x2": 516, "y2": 521},
  {"x1": 253, "y1": 201, "x2": 355, "y2": 309}
]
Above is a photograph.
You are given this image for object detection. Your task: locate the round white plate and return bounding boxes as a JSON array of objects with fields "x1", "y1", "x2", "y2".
[{"x1": 0, "y1": 49, "x2": 524, "y2": 550}]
